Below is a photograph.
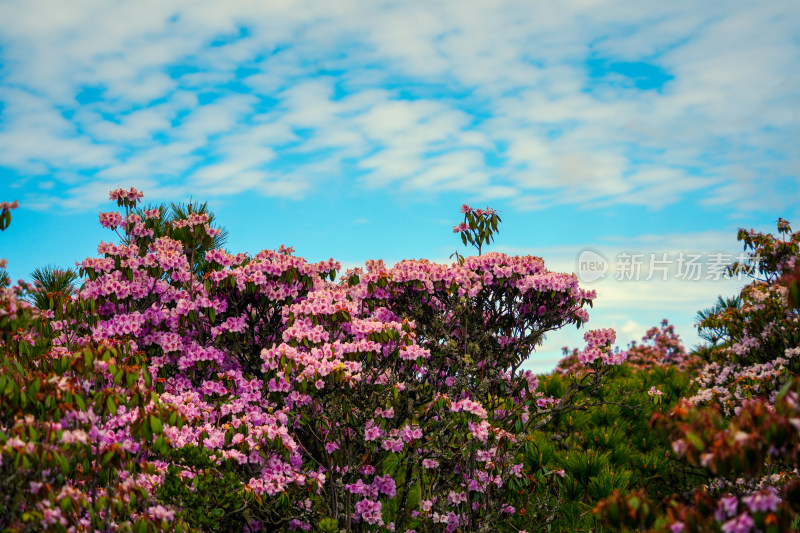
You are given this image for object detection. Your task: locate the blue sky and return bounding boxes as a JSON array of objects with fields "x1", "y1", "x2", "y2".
[{"x1": 1, "y1": 0, "x2": 798, "y2": 371}]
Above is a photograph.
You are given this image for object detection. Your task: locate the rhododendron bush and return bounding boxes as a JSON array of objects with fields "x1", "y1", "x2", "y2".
[
  {"x1": 517, "y1": 320, "x2": 702, "y2": 532},
  {"x1": 594, "y1": 219, "x2": 800, "y2": 533},
  {"x1": 1, "y1": 192, "x2": 626, "y2": 532},
  {"x1": 7, "y1": 189, "x2": 797, "y2": 533}
]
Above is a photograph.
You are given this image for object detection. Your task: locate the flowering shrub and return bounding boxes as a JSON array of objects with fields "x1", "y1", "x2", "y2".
[
  {"x1": 637, "y1": 379, "x2": 800, "y2": 532},
  {"x1": 2, "y1": 192, "x2": 628, "y2": 532},
  {"x1": 594, "y1": 219, "x2": 800, "y2": 532},
  {"x1": 622, "y1": 320, "x2": 698, "y2": 374},
  {"x1": 532, "y1": 321, "x2": 700, "y2": 531},
  {"x1": 1, "y1": 199, "x2": 186, "y2": 532},
  {"x1": 689, "y1": 219, "x2": 800, "y2": 415}
]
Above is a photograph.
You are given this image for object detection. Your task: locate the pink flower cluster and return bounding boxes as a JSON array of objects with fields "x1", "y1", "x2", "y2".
[
  {"x1": 109, "y1": 187, "x2": 144, "y2": 202},
  {"x1": 2, "y1": 189, "x2": 618, "y2": 532},
  {"x1": 571, "y1": 328, "x2": 624, "y2": 366}
]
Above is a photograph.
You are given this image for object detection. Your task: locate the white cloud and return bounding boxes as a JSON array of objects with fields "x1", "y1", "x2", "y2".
[
  {"x1": 0, "y1": 0, "x2": 796, "y2": 216},
  {"x1": 496, "y1": 228, "x2": 754, "y2": 371}
]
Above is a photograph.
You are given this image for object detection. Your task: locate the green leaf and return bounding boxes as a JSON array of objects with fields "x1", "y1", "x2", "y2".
[
  {"x1": 143, "y1": 417, "x2": 153, "y2": 442},
  {"x1": 150, "y1": 415, "x2": 163, "y2": 434},
  {"x1": 106, "y1": 395, "x2": 118, "y2": 416},
  {"x1": 57, "y1": 453, "x2": 70, "y2": 474},
  {"x1": 102, "y1": 449, "x2": 115, "y2": 465},
  {"x1": 383, "y1": 453, "x2": 401, "y2": 475},
  {"x1": 685, "y1": 432, "x2": 704, "y2": 451},
  {"x1": 27, "y1": 378, "x2": 41, "y2": 400},
  {"x1": 154, "y1": 433, "x2": 166, "y2": 453}
]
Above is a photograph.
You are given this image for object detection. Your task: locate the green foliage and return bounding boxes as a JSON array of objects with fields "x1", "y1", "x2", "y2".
[
  {"x1": 28, "y1": 264, "x2": 79, "y2": 310},
  {"x1": 130, "y1": 201, "x2": 229, "y2": 277},
  {"x1": 155, "y1": 446, "x2": 259, "y2": 532},
  {"x1": 0, "y1": 340, "x2": 183, "y2": 531},
  {"x1": 695, "y1": 295, "x2": 742, "y2": 345},
  {"x1": 452, "y1": 204, "x2": 502, "y2": 259},
  {"x1": 531, "y1": 362, "x2": 703, "y2": 532}
]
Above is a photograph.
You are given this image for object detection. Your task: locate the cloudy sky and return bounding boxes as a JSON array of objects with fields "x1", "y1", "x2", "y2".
[{"x1": 1, "y1": 0, "x2": 797, "y2": 371}]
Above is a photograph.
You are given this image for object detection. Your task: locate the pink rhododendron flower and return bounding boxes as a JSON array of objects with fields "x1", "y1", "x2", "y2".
[
  {"x1": 422, "y1": 459, "x2": 439, "y2": 469},
  {"x1": 721, "y1": 512, "x2": 754, "y2": 533},
  {"x1": 60, "y1": 429, "x2": 89, "y2": 445},
  {"x1": 355, "y1": 499, "x2": 383, "y2": 525},
  {"x1": 324, "y1": 441, "x2": 339, "y2": 454},
  {"x1": 146, "y1": 505, "x2": 175, "y2": 521},
  {"x1": 99, "y1": 211, "x2": 124, "y2": 229},
  {"x1": 742, "y1": 487, "x2": 780, "y2": 513}
]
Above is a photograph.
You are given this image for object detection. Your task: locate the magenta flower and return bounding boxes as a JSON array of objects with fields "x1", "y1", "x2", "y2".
[
  {"x1": 401, "y1": 425, "x2": 423, "y2": 442},
  {"x1": 721, "y1": 512, "x2": 754, "y2": 533},
  {"x1": 324, "y1": 441, "x2": 339, "y2": 454},
  {"x1": 447, "y1": 490, "x2": 467, "y2": 505},
  {"x1": 742, "y1": 487, "x2": 781, "y2": 513},
  {"x1": 355, "y1": 499, "x2": 383, "y2": 525},
  {"x1": 364, "y1": 425, "x2": 383, "y2": 441},
  {"x1": 98, "y1": 211, "x2": 124, "y2": 229},
  {"x1": 60, "y1": 429, "x2": 89, "y2": 445},
  {"x1": 717, "y1": 495, "x2": 739, "y2": 519},
  {"x1": 422, "y1": 459, "x2": 439, "y2": 469},
  {"x1": 373, "y1": 474, "x2": 396, "y2": 497},
  {"x1": 146, "y1": 505, "x2": 175, "y2": 521}
]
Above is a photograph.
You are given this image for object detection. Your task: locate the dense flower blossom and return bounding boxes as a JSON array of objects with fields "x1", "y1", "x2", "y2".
[
  {"x1": 721, "y1": 512, "x2": 755, "y2": 533},
  {"x1": 742, "y1": 486, "x2": 781, "y2": 513},
  {"x1": 0, "y1": 190, "x2": 632, "y2": 532},
  {"x1": 355, "y1": 498, "x2": 383, "y2": 525},
  {"x1": 109, "y1": 187, "x2": 144, "y2": 202},
  {"x1": 99, "y1": 211, "x2": 124, "y2": 229}
]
